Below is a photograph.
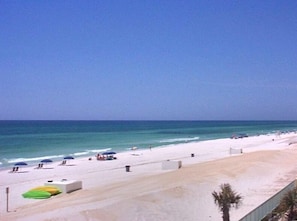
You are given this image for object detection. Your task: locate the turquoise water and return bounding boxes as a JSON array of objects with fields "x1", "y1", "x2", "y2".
[{"x1": 1, "y1": 121, "x2": 297, "y2": 168}]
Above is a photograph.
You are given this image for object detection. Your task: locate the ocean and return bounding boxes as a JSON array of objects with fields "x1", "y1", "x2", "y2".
[{"x1": 1, "y1": 120, "x2": 297, "y2": 169}]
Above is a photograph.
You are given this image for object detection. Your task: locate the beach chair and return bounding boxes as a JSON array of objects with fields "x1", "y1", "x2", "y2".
[
  {"x1": 59, "y1": 160, "x2": 66, "y2": 166},
  {"x1": 36, "y1": 163, "x2": 44, "y2": 169},
  {"x1": 10, "y1": 167, "x2": 16, "y2": 173}
]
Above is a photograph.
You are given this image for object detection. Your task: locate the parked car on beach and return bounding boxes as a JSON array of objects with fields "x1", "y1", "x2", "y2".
[{"x1": 230, "y1": 133, "x2": 248, "y2": 139}]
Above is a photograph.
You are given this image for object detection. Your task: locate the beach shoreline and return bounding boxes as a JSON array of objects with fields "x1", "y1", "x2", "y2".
[{"x1": 1, "y1": 133, "x2": 297, "y2": 220}]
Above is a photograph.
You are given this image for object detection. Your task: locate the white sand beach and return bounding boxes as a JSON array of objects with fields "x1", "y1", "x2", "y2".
[{"x1": 1, "y1": 133, "x2": 297, "y2": 221}]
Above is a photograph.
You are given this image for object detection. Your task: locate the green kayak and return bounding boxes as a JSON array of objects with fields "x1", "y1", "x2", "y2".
[{"x1": 22, "y1": 190, "x2": 51, "y2": 199}]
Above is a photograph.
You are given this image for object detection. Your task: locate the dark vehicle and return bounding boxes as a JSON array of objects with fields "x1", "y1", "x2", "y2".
[{"x1": 230, "y1": 133, "x2": 248, "y2": 139}]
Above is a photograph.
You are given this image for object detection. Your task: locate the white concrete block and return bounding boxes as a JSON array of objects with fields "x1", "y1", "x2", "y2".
[
  {"x1": 45, "y1": 180, "x2": 82, "y2": 193},
  {"x1": 162, "y1": 160, "x2": 182, "y2": 170}
]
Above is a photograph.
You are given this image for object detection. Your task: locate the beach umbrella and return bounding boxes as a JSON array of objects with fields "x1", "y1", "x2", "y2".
[
  {"x1": 102, "y1": 151, "x2": 116, "y2": 155},
  {"x1": 13, "y1": 162, "x2": 28, "y2": 171},
  {"x1": 40, "y1": 159, "x2": 53, "y2": 163},
  {"x1": 14, "y1": 162, "x2": 28, "y2": 166},
  {"x1": 63, "y1": 156, "x2": 74, "y2": 160}
]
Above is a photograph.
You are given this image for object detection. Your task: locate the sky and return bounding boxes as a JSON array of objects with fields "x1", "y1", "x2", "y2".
[{"x1": 1, "y1": 0, "x2": 297, "y2": 120}]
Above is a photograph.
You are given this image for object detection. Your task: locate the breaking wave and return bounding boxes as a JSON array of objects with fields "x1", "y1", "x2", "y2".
[
  {"x1": 159, "y1": 137, "x2": 200, "y2": 143},
  {"x1": 8, "y1": 155, "x2": 64, "y2": 163}
]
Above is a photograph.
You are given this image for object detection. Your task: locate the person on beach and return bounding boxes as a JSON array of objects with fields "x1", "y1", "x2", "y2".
[{"x1": 96, "y1": 154, "x2": 105, "y2": 160}]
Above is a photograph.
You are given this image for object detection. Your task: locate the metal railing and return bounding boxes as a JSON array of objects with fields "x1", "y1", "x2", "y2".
[{"x1": 239, "y1": 180, "x2": 296, "y2": 221}]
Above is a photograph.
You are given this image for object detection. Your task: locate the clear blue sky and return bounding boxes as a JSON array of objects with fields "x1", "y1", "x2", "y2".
[{"x1": 1, "y1": 0, "x2": 297, "y2": 120}]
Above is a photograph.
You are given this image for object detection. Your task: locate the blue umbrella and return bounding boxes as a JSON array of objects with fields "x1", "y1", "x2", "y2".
[
  {"x1": 14, "y1": 162, "x2": 28, "y2": 166},
  {"x1": 40, "y1": 159, "x2": 53, "y2": 163},
  {"x1": 64, "y1": 156, "x2": 74, "y2": 160},
  {"x1": 102, "y1": 151, "x2": 116, "y2": 155}
]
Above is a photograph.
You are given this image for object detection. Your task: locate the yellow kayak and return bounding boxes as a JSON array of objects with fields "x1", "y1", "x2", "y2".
[{"x1": 31, "y1": 186, "x2": 61, "y2": 195}]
